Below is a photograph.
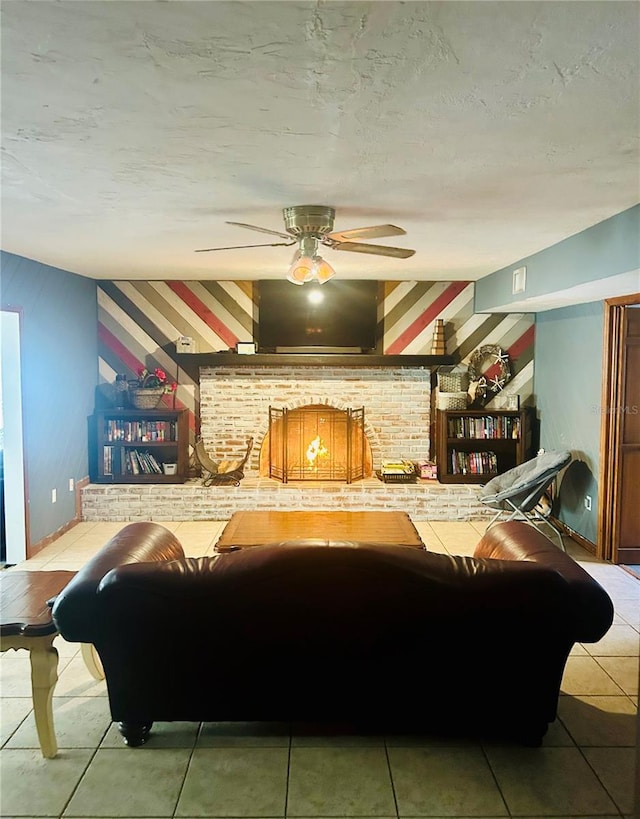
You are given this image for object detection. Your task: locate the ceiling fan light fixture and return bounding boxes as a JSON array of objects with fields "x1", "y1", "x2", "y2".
[
  {"x1": 311, "y1": 255, "x2": 336, "y2": 284},
  {"x1": 287, "y1": 254, "x2": 315, "y2": 285},
  {"x1": 286, "y1": 253, "x2": 336, "y2": 285}
]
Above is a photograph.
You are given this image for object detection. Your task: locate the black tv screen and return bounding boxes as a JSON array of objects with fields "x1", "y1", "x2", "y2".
[{"x1": 257, "y1": 280, "x2": 379, "y2": 353}]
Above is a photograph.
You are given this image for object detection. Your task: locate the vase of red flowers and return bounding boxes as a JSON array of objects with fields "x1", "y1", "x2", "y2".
[{"x1": 130, "y1": 368, "x2": 177, "y2": 409}]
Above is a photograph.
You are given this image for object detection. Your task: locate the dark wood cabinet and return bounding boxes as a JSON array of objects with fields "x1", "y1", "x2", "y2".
[
  {"x1": 90, "y1": 409, "x2": 189, "y2": 483},
  {"x1": 435, "y1": 408, "x2": 533, "y2": 484}
]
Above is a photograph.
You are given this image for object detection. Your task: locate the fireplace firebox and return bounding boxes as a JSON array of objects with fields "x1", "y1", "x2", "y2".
[{"x1": 266, "y1": 404, "x2": 370, "y2": 483}]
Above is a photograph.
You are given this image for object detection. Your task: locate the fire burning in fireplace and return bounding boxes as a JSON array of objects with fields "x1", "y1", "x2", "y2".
[
  {"x1": 263, "y1": 404, "x2": 372, "y2": 483},
  {"x1": 306, "y1": 435, "x2": 328, "y2": 468}
]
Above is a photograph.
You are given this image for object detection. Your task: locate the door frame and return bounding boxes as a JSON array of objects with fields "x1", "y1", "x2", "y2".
[
  {"x1": 0, "y1": 308, "x2": 29, "y2": 563},
  {"x1": 598, "y1": 293, "x2": 640, "y2": 562}
]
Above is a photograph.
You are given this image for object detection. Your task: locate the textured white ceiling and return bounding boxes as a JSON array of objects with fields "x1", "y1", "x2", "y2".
[{"x1": 1, "y1": 1, "x2": 638, "y2": 282}]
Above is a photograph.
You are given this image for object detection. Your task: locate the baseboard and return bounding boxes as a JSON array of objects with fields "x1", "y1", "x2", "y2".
[
  {"x1": 29, "y1": 518, "x2": 80, "y2": 557},
  {"x1": 620, "y1": 564, "x2": 640, "y2": 581},
  {"x1": 28, "y1": 476, "x2": 90, "y2": 558},
  {"x1": 549, "y1": 515, "x2": 597, "y2": 555}
]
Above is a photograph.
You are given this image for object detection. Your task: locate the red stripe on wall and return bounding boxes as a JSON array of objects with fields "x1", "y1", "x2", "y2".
[
  {"x1": 384, "y1": 281, "x2": 470, "y2": 354},
  {"x1": 98, "y1": 323, "x2": 144, "y2": 374},
  {"x1": 159, "y1": 393, "x2": 197, "y2": 434},
  {"x1": 507, "y1": 323, "x2": 535, "y2": 360},
  {"x1": 483, "y1": 325, "x2": 536, "y2": 382},
  {"x1": 167, "y1": 281, "x2": 239, "y2": 348}
]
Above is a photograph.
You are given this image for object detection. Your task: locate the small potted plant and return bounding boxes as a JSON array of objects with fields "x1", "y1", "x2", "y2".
[{"x1": 130, "y1": 368, "x2": 177, "y2": 409}]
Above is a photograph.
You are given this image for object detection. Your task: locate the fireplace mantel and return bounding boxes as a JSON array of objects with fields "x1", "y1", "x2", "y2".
[{"x1": 177, "y1": 352, "x2": 453, "y2": 379}]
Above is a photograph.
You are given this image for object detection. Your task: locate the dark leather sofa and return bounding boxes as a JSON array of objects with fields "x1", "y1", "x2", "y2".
[{"x1": 52, "y1": 520, "x2": 613, "y2": 747}]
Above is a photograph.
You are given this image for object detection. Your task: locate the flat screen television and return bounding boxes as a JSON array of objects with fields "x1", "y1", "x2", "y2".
[{"x1": 257, "y1": 280, "x2": 380, "y2": 353}]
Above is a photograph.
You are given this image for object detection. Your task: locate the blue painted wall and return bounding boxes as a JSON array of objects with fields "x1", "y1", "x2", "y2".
[
  {"x1": 1, "y1": 252, "x2": 98, "y2": 546},
  {"x1": 475, "y1": 205, "x2": 640, "y2": 312},
  {"x1": 534, "y1": 303, "x2": 603, "y2": 543}
]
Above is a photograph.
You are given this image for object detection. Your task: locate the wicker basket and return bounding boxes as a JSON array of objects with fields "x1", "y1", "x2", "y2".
[
  {"x1": 436, "y1": 391, "x2": 468, "y2": 411},
  {"x1": 131, "y1": 387, "x2": 165, "y2": 409},
  {"x1": 437, "y1": 366, "x2": 470, "y2": 393}
]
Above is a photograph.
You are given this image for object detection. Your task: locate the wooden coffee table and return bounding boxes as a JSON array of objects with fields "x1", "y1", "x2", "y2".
[
  {"x1": 215, "y1": 510, "x2": 425, "y2": 551},
  {"x1": 0, "y1": 571, "x2": 104, "y2": 758}
]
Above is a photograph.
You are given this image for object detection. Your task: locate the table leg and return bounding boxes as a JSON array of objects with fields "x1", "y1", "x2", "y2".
[
  {"x1": 81, "y1": 643, "x2": 104, "y2": 680},
  {"x1": 28, "y1": 635, "x2": 59, "y2": 759}
]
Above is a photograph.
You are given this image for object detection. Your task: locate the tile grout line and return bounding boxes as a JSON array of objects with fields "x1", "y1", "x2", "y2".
[
  {"x1": 479, "y1": 742, "x2": 513, "y2": 818},
  {"x1": 283, "y1": 724, "x2": 292, "y2": 818},
  {"x1": 170, "y1": 720, "x2": 201, "y2": 819},
  {"x1": 382, "y1": 738, "x2": 401, "y2": 819},
  {"x1": 57, "y1": 724, "x2": 109, "y2": 818},
  {"x1": 574, "y1": 742, "x2": 628, "y2": 818}
]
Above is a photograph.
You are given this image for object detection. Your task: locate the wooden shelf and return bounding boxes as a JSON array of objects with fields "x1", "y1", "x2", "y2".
[
  {"x1": 435, "y1": 408, "x2": 534, "y2": 484},
  {"x1": 175, "y1": 352, "x2": 454, "y2": 380},
  {"x1": 89, "y1": 408, "x2": 189, "y2": 484}
]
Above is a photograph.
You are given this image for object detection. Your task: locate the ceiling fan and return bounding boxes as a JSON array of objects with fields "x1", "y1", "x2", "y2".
[{"x1": 195, "y1": 205, "x2": 416, "y2": 284}]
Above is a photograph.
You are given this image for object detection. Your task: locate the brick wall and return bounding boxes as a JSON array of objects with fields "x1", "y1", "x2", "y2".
[
  {"x1": 82, "y1": 362, "x2": 494, "y2": 522},
  {"x1": 81, "y1": 478, "x2": 489, "y2": 522},
  {"x1": 199, "y1": 365, "x2": 432, "y2": 472}
]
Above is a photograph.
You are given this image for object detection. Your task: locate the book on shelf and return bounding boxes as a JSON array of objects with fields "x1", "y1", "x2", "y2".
[
  {"x1": 450, "y1": 449, "x2": 498, "y2": 475},
  {"x1": 124, "y1": 449, "x2": 164, "y2": 475},
  {"x1": 447, "y1": 414, "x2": 520, "y2": 440},
  {"x1": 103, "y1": 446, "x2": 114, "y2": 476},
  {"x1": 104, "y1": 419, "x2": 177, "y2": 443}
]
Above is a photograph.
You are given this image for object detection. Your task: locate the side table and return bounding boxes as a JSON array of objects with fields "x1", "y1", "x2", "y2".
[{"x1": 0, "y1": 570, "x2": 104, "y2": 758}]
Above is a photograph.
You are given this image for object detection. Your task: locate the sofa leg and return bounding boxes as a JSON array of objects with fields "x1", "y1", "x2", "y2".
[
  {"x1": 118, "y1": 722, "x2": 153, "y2": 747},
  {"x1": 519, "y1": 723, "x2": 547, "y2": 747}
]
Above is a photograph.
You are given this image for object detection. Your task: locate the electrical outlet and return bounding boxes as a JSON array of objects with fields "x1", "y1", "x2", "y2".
[
  {"x1": 584, "y1": 495, "x2": 592, "y2": 511},
  {"x1": 69, "y1": 478, "x2": 74, "y2": 492},
  {"x1": 51, "y1": 489, "x2": 57, "y2": 503}
]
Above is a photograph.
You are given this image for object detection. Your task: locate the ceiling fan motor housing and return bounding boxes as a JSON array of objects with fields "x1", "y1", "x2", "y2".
[{"x1": 283, "y1": 205, "x2": 335, "y2": 237}]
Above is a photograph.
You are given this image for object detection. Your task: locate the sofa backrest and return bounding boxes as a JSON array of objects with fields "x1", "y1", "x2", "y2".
[
  {"x1": 58, "y1": 540, "x2": 571, "y2": 651},
  {"x1": 52, "y1": 523, "x2": 613, "y2": 653}
]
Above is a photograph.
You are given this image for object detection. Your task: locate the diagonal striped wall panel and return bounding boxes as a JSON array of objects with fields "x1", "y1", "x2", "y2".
[
  {"x1": 382, "y1": 281, "x2": 535, "y2": 405},
  {"x1": 97, "y1": 280, "x2": 255, "y2": 441},
  {"x1": 98, "y1": 280, "x2": 535, "y2": 441}
]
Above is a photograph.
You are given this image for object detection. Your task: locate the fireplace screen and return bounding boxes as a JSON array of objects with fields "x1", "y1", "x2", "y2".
[{"x1": 268, "y1": 404, "x2": 367, "y2": 483}]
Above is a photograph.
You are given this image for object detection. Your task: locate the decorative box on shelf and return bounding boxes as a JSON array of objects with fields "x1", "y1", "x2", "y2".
[
  {"x1": 414, "y1": 460, "x2": 438, "y2": 480},
  {"x1": 436, "y1": 365, "x2": 470, "y2": 393},
  {"x1": 435, "y1": 391, "x2": 468, "y2": 411}
]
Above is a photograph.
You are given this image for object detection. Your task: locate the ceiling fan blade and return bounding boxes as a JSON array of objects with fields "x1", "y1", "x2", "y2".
[
  {"x1": 226, "y1": 221, "x2": 292, "y2": 239},
  {"x1": 331, "y1": 241, "x2": 416, "y2": 259},
  {"x1": 195, "y1": 240, "x2": 295, "y2": 252},
  {"x1": 326, "y1": 224, "x2": 407, "y2": 241}
]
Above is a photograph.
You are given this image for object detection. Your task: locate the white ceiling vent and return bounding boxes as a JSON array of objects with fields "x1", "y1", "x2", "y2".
[{"x1": 512, "y1": 266, "x2": 527, "y2": 295}]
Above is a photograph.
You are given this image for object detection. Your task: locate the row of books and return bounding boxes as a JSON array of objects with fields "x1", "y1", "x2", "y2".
[
  {"x1": 103, "y1": 419, "x2": 177, "y2": 443},
  {"x1": 447, "y1": 415, "x2": 520, "y2": 440},
  {"x1": 450, "y1": 449, "x2": 498, "y2": 475},
  {"x1": 103, "y1": 446, "x2": 165, "y2": 476}
]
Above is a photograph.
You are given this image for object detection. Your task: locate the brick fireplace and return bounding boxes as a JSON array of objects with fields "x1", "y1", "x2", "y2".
[
  {"x1": 81, "y1": 360, "x2": 490, "y2": 522},
  {"x1": 198, "y1": 363, "x2": 432, "y2": 474}
]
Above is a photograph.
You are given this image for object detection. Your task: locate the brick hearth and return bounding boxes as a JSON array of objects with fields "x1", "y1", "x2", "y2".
[{"x1": 81, "y1": 476, "x2": 490, "y2": 522}]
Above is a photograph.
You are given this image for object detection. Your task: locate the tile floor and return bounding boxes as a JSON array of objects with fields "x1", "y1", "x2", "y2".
[{"x1": 1, "y1": 520, "x2": 638, "y2": 819}]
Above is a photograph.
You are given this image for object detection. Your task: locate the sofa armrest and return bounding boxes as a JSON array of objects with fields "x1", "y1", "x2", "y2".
[
  {"x1": 474, "y1": 521, "x2": 613, "y2": 642},
  {"x1": 52, "y1": 522, "x2": 185, "y2": 643}
]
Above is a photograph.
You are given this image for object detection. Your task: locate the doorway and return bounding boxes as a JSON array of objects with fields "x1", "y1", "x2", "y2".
[
  {"x1": 598, "y1": 295, "x2": 640, "y2": 566},
  {"x1": 0, "y1": 309, "x2": 27, "y2": 565}
]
